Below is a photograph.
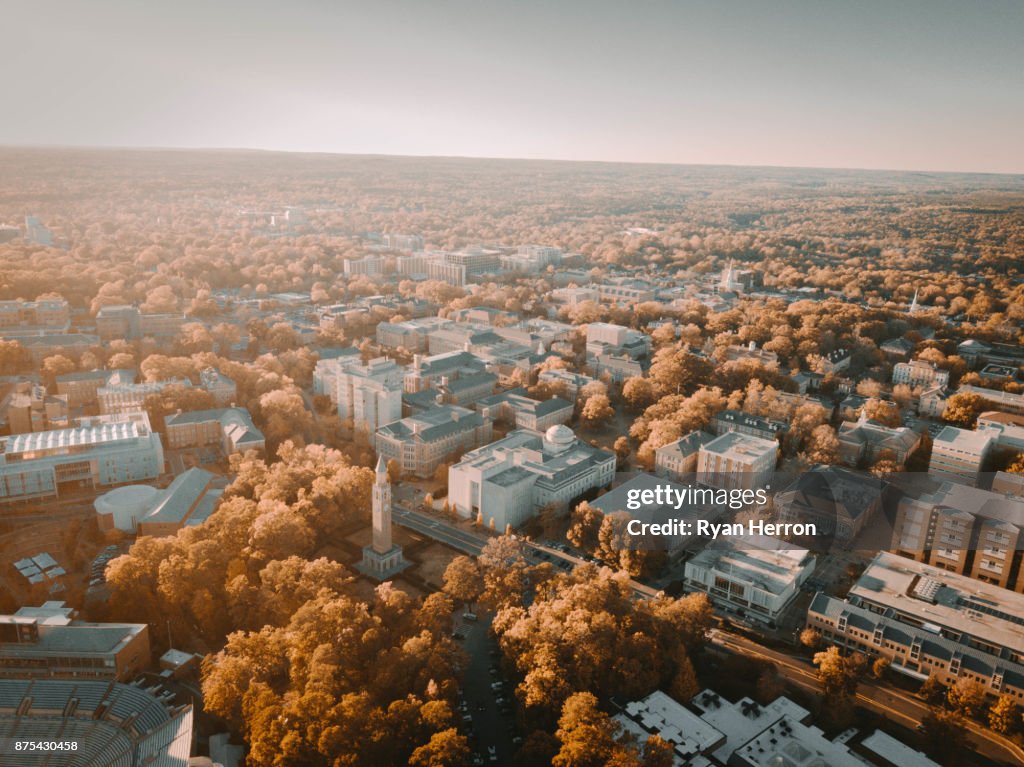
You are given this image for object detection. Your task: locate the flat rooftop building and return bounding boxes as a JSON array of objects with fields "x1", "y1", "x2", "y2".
[
  {"x1": 0, "y1": 411, "x2": 164, "y2": 502},
  {"x1": 685, "y1": 535, "x2": 815, "y2": 622},
  {"x1": 0, "y1": 601, "x2": 149, "y2": 681}
]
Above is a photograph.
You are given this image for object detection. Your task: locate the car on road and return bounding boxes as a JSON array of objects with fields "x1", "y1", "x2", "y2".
[{"x1": 463, "y1": 612, "x2": 478, "y2": 622}]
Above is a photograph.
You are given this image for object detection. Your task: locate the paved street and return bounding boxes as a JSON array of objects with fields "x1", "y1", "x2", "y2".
[{"x1": 708, "y1": 629, "x2": 1024, "y2": 766}]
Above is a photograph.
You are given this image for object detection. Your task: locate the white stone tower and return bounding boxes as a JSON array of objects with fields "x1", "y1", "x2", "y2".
[{"x1": 357, "y1": 455, "x2": 409, "y2": 580}]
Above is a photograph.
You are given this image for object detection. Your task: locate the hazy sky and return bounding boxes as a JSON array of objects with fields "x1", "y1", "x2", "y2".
[{"x1": 5, "y1": 0, "x2": 1023, "y2": 173}]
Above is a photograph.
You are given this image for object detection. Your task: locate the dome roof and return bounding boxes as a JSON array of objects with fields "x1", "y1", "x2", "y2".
[
  {"x1": 545, "y1": 424, "x2": 575, "y2": 445},
  {"x1": 94, "y1": 484, "x2": 162, "y2": 533}
]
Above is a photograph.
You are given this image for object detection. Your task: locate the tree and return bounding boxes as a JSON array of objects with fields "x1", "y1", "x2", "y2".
[
  {"x1": 918, "y1": 674, "x2": 947, "y2": 705},
  {"x1": 258, "y1": 388, "x2": 313, "y2": 452},
  {"x1": 798, "y1": 627, "x2": 822, "y2": 650},
  {"x1": 871, "y1": 656, "x2": 890, "y2": 680},
  {"x1": 408, "y1": 729, "x2": 471, "y2": 767},
  {"x1": 387, "y1": 458, "x2": 402, "y2": 483},
  {"x1": 812, "y1": 646, "x2": 864, "y2": 698},
  {"x1": 946, "y1": 677, "x2": 987, "y2": 718},
  {"x1": 567, "y1": 501, "x2": 603, "y2": 554},
  {"x1": 442, "y1": 556, "x2": 483, "y2": 611},
  {"x1": 581, "y1": 394, "x2": 614, "y2": 427},
  {"x1": 622, "y1": 377, "x2": 655, "y2": 411},
  {"x1": 943, "y1": 392, "x2": 992, "y2": 428},
  {"x1": 987, "y1": 694, "x2": 1018, "y2": 735},
  {"x1": 802, "y1": 425, "x2": 840, "y2": 465},
  {"x1": 41, "y1": 354, "x2": 77, "y2": 386},
  {"x1": 641, "y1": 736, "x2": 674, "y2": 767},
  {"x1": 553, "y1": 692, "x2": 640, "y2": 767},
  {"x1": 613, "y1": 436, "x2": 631, "y2": 468}
]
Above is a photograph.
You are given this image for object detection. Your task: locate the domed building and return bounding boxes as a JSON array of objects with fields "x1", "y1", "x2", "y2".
[
  {"x1": 94, "y1": 468, "x2": 225, "y2": 536},
  {"x1": 95, "y1": 485, "x2": 162, "y2": 533},
  {"x1": 543, "y1": 424, "x2": 576, "y2": 454},
  {"x1": 447, "y1": 426, "x2": 616, "y2": 532}
]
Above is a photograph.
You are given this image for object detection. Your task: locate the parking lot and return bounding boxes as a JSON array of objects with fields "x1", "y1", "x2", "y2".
[{"x1": 453, "y1": 612, "x2": 522, "y2": 764}]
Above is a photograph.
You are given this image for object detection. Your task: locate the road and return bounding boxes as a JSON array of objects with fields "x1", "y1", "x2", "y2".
[
  {"x1": 395, "y1": 502, "x2": 1024, "y2": 765},
  {"x1": 708, "y1": 630, "x2": 1024, "y2": 766}
]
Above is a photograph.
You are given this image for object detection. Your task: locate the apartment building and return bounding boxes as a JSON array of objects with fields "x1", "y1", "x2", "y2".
[
  {"x1": 892, "y1": 479, "x2": 1024, "y2": 590},
  {"x1": 928, "y1": 425, "x2": 995, "y2": 486},
  {"x1": 807, "y1": 552, "x2": 1024, "y2": 700},
  {"x1": 0, "y1": 412, "x2": 164, "y2": 502},
  {"x1": 315, "y1": 354, "x2": 404, "y2": 432},
  {"x1": 375, "y1": 405, "x2": 492, "y2": 478}
]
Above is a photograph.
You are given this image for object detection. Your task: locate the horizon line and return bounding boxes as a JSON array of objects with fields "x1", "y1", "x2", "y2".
[{"x1": 2, "y1": 142, "x2": 1023, "y2": 179}]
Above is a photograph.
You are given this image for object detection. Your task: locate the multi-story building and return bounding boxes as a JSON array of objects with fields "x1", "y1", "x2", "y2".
[
  {"x1": 164, "y1": 407, "x2": 265, "y2": 454},
  {"x1": 977, "y1": 410, "x2": 1024, "y2": 452},
  {"x1": 807, "y1": 552, "x2": 1024, "y2": 699},
  {"x1": 404, "y1": 351, "x2": 496, "y2": 406},
  {"x1": 893, "y1": 359, "x2": 950, "y2": 389},
  {"x1": 594, "y1": 281, "x2": 656, "y2": 304},
  {"x1": 837, "y1": 414, "x2": 921, "y2": 467},
  {"x1": 711, "y1": 410, "x2": 788, "y2": 442},
  {"x1": 957, "y1": 385, "x2": 1024, "y2": 416},
  {"x1": 0, "y1": 678, "x2": 193, "y2": 766},
  {"x1": 95, "y1": 467, "x2": 224, "y2": 537},
  {"x1": 0, "y1": 299, "x2": 70, "y2": 334},
  {"x1": 918, "y1": 385, "x2": 951, "y2": 417},
  {"x1": 376, "y1": 405, "x2": 492, "y2": 478},
  {"x1": 585, "y1": 322, "x2": 651, "y2": 364},
  {"x1": 774, "y1": 466, "x2": 884, "y2": 542},
  {"x1": 549, "y1": 286, "x2": 599, "y2": 305},
  {"x1": 891, "y1": 479, "x2": 1024, "y2": 590},
  {"x1": 376, "y1": 317, "x2": 452, "y2": 352},
  {"x1": 476, "y1": 388, "x2": 573, "y2": 432},
  {"x1": 335, "y1": 357, "x2": 404, "y2": 433},
  {"x1": 5, "y1": 383, "x2": 69, "y2": 433},
  {"x1": 0, "y1": 412, "x2": 163, "y2": 502},
  {"x1": 655, "y1": 430, "x2": 715, "y2": 479},
  {"x1": 96, "y1": 305, "x2": 185, "y2": 341},
  {"x1": 0, "y1": 601, "x2": 149, "y2": 681},
  {"x1": 500, "y1": 244, "x2": 562, "y2": 272},
  {"x1": 343, "y1": 255, "x2": 384, "y2": 276},
  {"x1": 56, "y1": 368, "x2": 135, "y2": 407},
  {"x1": 18, "y1": 332, "x2": 100, "y2": 363},
  {"x1": 697, "y1": 431, "x2": 778, "y2": 491},
  {"x1": 537, "y1": 369, "x2": 597, "y2": 399},
  {"x1": 684, "y1": 535, "x2": 815, "y2": 623},
  {"x1": 98, "y1": 379, "x2": 191, "y2": 415},
  {"x1": 24, "y1": 215, "x2": 53, "y2": 246},
  {"x1": 928, "y1": 425, "x2": 995, "y2": 486},
  {"x1": 448, "y1": 426, "x2": 615, "y2": 530},
  {"x1": 382, "y1": 233, "x2": 424, "y2": 251},
  {"x1": 425, "y1": 246, "x2": 502, "y2": 286}
]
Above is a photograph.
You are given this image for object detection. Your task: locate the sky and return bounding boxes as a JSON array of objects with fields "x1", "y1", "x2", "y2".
[{"x1": 4, "y1": 0, "x2": 1023, "y2": 173}]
